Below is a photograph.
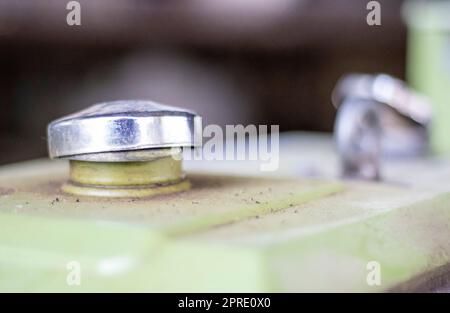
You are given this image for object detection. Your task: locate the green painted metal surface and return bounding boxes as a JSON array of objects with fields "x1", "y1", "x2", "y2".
[
  {"x1": 0, "y1": 133, "x2": 449, "y2": 292},
  {"x1": 405, "y1": 1, "x2": 450, "y2": 154}
]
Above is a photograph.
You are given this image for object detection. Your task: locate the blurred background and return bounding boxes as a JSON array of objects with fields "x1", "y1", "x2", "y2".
[{"x1": 0, "y1": 0, "x2": 438, "y2": 164}]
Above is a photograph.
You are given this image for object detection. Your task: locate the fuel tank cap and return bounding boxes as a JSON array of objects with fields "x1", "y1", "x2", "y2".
[
  {"x1": 47, "y1": 100, "x2": 202, "y2": 198},
  {"x1": 47, "y1": 100, "x2": 202, "y2": 159}
]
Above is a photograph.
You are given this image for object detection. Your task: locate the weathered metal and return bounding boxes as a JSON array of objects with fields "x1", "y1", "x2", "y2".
[
  {"x1": 47, "y1": 100, "x2": 202, "y2": 197},
  {"x1": 0, "y1": 132, "x2": 449, "y2": 292}
]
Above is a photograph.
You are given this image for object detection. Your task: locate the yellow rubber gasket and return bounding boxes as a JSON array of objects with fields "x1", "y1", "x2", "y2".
[
  {"x1": 69, "y1": 157, "x2": 183, "y2": 187},
  {"x1": 63, "y1": 151, "x2": 189, "y2": 197},
  {"x1": 62, "y1": 179, "x2": 191, "y2": 198}
]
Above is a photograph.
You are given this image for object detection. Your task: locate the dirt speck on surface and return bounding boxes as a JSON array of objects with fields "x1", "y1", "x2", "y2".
[{"x1": 50, "y1": 197, "x2": 61, "y2": 205}]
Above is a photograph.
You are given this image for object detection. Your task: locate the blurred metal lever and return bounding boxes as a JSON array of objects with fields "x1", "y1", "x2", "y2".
[{"x1": 332, "y1": 74, "x2": 432, "y2": 181}]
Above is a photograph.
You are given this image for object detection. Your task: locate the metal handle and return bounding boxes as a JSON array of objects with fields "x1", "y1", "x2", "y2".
[{"x1": 332, "y1": 74, "x2": 432, "y2": 181}]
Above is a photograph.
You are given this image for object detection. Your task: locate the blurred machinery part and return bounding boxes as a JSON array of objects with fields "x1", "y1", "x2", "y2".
[{"x1": 333, "y1": 73, "x2": 432, "y2": 180}]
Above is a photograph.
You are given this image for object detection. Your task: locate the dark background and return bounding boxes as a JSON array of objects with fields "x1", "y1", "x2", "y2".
[{"x1": 0, "y1": 0, "x2": 407, "y2": 164}]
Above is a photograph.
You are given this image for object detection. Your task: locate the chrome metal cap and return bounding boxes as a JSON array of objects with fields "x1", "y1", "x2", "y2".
[{"x1": 47, "y1": 100, "x2": 202, "y2": 159}]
